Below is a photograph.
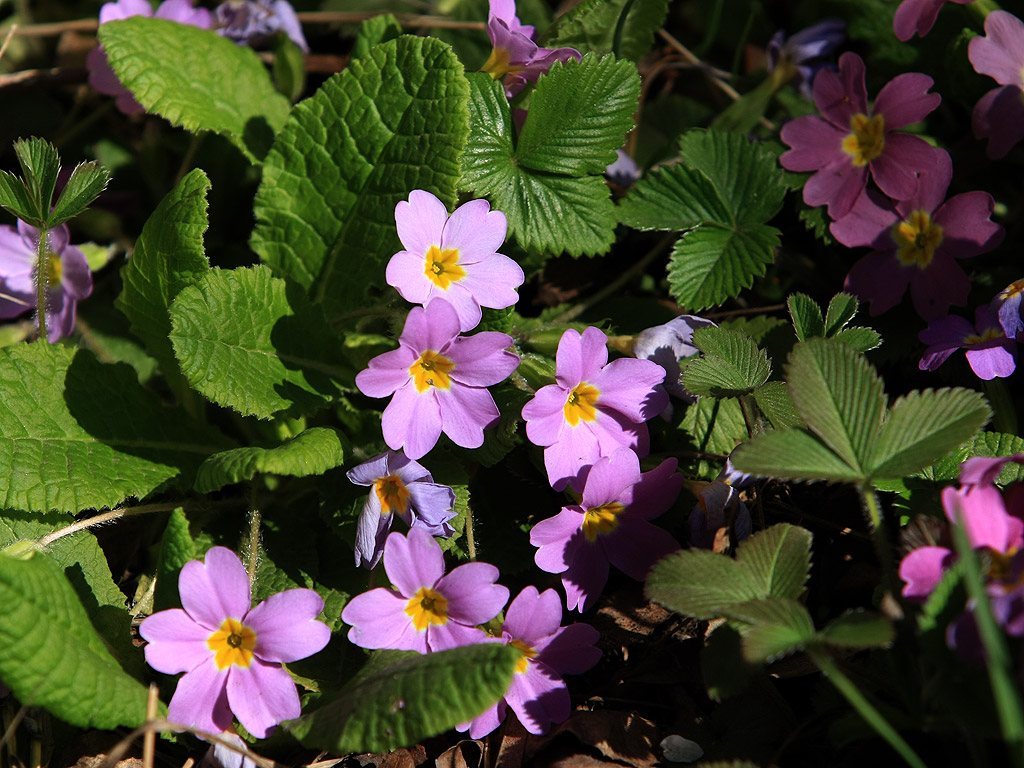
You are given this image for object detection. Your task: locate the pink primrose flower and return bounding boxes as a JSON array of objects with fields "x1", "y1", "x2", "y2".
[
  {"x1": 88, "y1": 0, "x2": 212, "y2": 114},
  {"x1": 139, "y1": 547, "x2": 330, "y2": 739},
  {"x1": 346, "y1": 450, "x2": 457, "y2": 569},
  {"x1": 918, "y1": 304, "x2": 1017, "y2": 380},
  {"x1": 831, "y1": 147, "x2": 1003, "y2": 320},
  {"x1": 531, "y1": 449, "x2": 682, "y2": 612},
  {"x1": 457, "y1": 586, "x2": 601, "y2": 738},
  {"x1": 341, "y1": 528, "x2": 509, "y2": 653},
  {"x1": 522, "y1": 326, "x2": 669, "y2": 491},
  {"x1": 969, "y1": 11, "x2": 1024, "y2": 158},
  {"x1": 779, "y1": 52, "x2": 940, "y2": 219},
  {"x1": 356, "y1": 299, "x2": 520, "y2": 461},
  {"x1": 892, "y1": 0, "x2": 973, "y2": 41},
  {"x1": 0, "y1": 221, "x2": 92, "y2": 341},
  {"x1": 483, "y1": 0, "x2": 581, "y2": 98},
  {"x1": 385, "y1": 190, "x2": 524, "y2": 332}
]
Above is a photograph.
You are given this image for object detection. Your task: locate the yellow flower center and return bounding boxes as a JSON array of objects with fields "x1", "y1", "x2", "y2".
[
  {"x1": 892, "y1": 210, "x2": 944, "y2": 269},
  {"x1": 424, "y1": 245, "x2": 466, "y2": 290},
  {"x1": 409, "y1": 349, "x2": 455, "y2": 393},
  {"x1": 563, "y1": 382, "x2": 600, "y2": 426},
  {"x1": 999, "y1": 279, "x2": 1024, "y2": 301},
  {"x1": 404, "y1": 586, "x2": 449, "y2": 631},
  {"x1": 509, "y1": 638, "x2": 538, "y2": 675},
  {"x1": 581, "y1": 501, "x2": 625, "y2": 542},
  {"x1": 841, "y1": 113, "x2": 885, "y2": 166},
  {"x1": 482, "y1": 47, "x2": 523, "y2": 79},
  {"x1": 375, "y1": 474, "x2": 410, "y2": 515},
  {"x1": 207, "y1": 617, "x2": 257, "y2": 670},
  {"x1": 966, "y1": 328, "x2": 1004, "y2": 345}
]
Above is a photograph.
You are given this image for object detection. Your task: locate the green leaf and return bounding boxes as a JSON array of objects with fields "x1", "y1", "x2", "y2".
[
  {"x1": 115, "y1": 168, "x2": 211, "y2": 401},
  {"x1": 834, "y1": 326, "x2": 883, "y2": 353},
  {"x1": 787, "y1": 293, "x2": 824, "y2": 341},
  {"x1": 724, "y1": 597, "x2": 816, "y2": 663},
  {"x1": 195, "y1": 427, "x2": 346, "y2": 493},
  {"x1": 352, "y1": 13, "x2": 403, "y2": 59},
  {"x1": 48, "y1": 161, "x2": 110, "y2": 226},
  {"x1": 0, "y1": 551, "x2": 150, "y2": 728},
  {"x1": 710, "y1": 78, "x2": 776, "y2": 135},
  {"x1": 13, "y1": 138, "x2": 60, "y2": 224},
  {"x1": 731, "y1": 428, "x2": 863, "y2": 483},
  {"x1": 752, "y1": 381, "x2": 803, "y2": 429},
  {"x1": 868, "y1": 389, "x2": 990, "y2": 480},
  {"x1": 461, "y1": 73, "x2": 618, "y2": 256},
  {"x1": 516, "y1": 54, "x2": 640, "y2": 176},
  {"x1": 251, "y1": 35, "x2": 469, "y2": 318},
  {"x1": 154, "y1": 508, "x2": 195, "y2": 612},
  {"x1": 546, "y1": 0, "x2": 670, "y2": 61},
  {"x1": 680, "y1": 396, "x2": 748, "y2": 455},
  {"x1": 824, "y1": 293, "x2": 859, "y2": 336},
  {"x1": 99, "y1": 18, "x2": 290, "y2": 162},
  {"x1": 819, "y1": 610, "x2": 894, "y2": 649},
  {"x1": 0, "y1": 170, "x2": 37, "y2": 224},
  {"x1": 683, "y1": 327, "x2": 770, "y2": 398},
  {"x1": 0, "y1": 344, "x2": 231, "y2": 513},
  {"x1": 169, "y1": 266, "x2": 351, "y2": 419},
  {"x1": 288, "y1": 643, "x2": 521, "y2": 753},
  {"x1": 272, "y1": 34, "x2": 306, "y2": 103}
]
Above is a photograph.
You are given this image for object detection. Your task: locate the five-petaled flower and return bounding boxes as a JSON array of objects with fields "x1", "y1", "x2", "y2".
[
  {"x1": 968, "y1": 10, "x2": 1024, "y2": 159},
  {"x1": 139, "y1": 547, "x2": 330, "y2": 738},
  {"x1": 356, "y1": 299, "x2": 520, "y2": 461},
  {"x1": 483, "y1": 0, "x2": 581, "y2": 98},
  {"x1": 457, "y1": 586, "x2": 601, "y2": 738},
  {"x1": 385, "y1": 190, "x2": 524, "y2": 333},
  {"x1": 522, "y1": 326, "x2": 668, "y2": 491},
  {"x1": 346, "y1": 450, "x2": 457, "y2": 569},
  {"x1": 342, "y1": 528, "x2": 509, "y2": 653},
  {"x1": 779, "y1": 52, "x2": 940, "y2": 219}
]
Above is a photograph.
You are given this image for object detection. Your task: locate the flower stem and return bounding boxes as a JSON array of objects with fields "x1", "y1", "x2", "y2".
[
  {"x1": 34, "y1": 225, "x2": 49, "y2": 343},
  {"x1": 859, "y1": 487, "x2": 900, "y2": 599},
  {"x1": 35, "y1": 502, "x2": 182, "y2": 548},
  {"x1": 245, "y1": 505, "x2": 262, "y2": 590},
  {"x1": 465, "y1": 503, "x2": 477, "y2": 561},
  {"x1": 808, "y1": 647, "x2": 927, "y2": 768},
  {"x1": 969, "y1": 0, "x2": 1001, "y2": 24}
]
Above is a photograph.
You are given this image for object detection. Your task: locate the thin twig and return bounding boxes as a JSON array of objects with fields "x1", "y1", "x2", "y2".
[
  {"x1": 0, "y1": 24, "x2": 17, "y2": 64},
  {"x1": 142, "y1": 685, "x2": 158, "y2": 768}
]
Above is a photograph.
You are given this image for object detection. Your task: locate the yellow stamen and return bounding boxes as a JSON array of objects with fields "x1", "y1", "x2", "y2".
[
  {"x1": 999, "y1": 279, "x2": 1024, "y2": 301},
  {"x1": 509, "y1": 638, "x2": 538, "y2": 674},
  {"x1": 375, "y1": 474, "x2": 410, "y2": 515},
  {"x1": 581, "y1": 502, "x2": 625, "y2": 542},
  {"x1": 892, "y1": 209, "x2": 944, "y2": 269},
  {"x1": 207, "y1": 617, "x2": 257, "y2": 670},
  {"x1": 966, "y1": 328, "x2": 1004, "y2": 345},
  {"x1": 482, "y1": 47, "x2": 523, "y2": 79},
  {"x1": 563, "y1": 382, "x2": 600, "y2": 426},
  {"x1": 424, "y1": 245, "x2": 466, "y2": 290},
  {"x1": 409, "y1": 349, "x2": 456, "y2": 393},
  {"x1": 404, "y1": 586, "x2": 449, "y2": 631},
  {"x1": 841, "y1": 113, "x2": 885, "y2": 166}
]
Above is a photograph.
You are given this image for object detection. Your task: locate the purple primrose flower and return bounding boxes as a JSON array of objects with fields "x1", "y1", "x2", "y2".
[
  {"x1": 356, "y1": 299, "x2": 520, "y2": 461},
  {"x1": 766, "y1": 18, "x2": 845, "y2": 97},
  {"x1": 780, "y1": 52, "x2": 940, "y2": 219},
  {"x1": 0, "y1": 221, "x2": 92, "y2": 341},
  {"x1": 215, "y1": 0, "x2": 308, "y2": 52},
  {"x1": 632, "y1": 315, "x2": 717, "y2": 403},
  {"x1": 892, "y1": 0, "x2": 974, "y2": 41},
  {"x1": 457, "y1": 586, "x2": 601, "y2": 738},
  {"x1": 689, "y1": 479, "x2": 753, "y2": 550},
  {"x1": 483, "y1": 0, "x2": 581, "y2": 98},
  {"x1": 831, "y1": 147, "x2": 1003, "y2": 320},
  {"x1": 605, "y1": 149, "x2": 640, "y2": 188},
  {"x1": 969, "y1": 11, "x2": 1024, "y2": 159},
  {"x1": 386, "y1": 190, "x2": 524, "y2": 332},
  {"x1": 342, "y1": 528, "x2": 509, "y2": 653},
  {"x1": 522, "y1": 326, "x2": 669, "y2": 491},
  {"x1": 919, "y1": 304, "x2": 1017, "y2": 380},
  {"x1": 139, "y1": 547, "x2": 330, "y2": 738},
  {"x1": 531, "y1": 449, "x2": 682, "y2": 612},
  {"x1": 994, "y1": 279, "x2": 1024, "y2": 341},
  {"x1": 346, "y1": 450, "x2": 457, "y2": 569}
]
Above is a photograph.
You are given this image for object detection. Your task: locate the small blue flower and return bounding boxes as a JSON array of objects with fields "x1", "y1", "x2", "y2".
[
  {"x1": 767, "y1": 18, "x2": 845, "y2": 97},
  {"x1": 214, "y1": 0, "x2": 308, "y2": 52}
]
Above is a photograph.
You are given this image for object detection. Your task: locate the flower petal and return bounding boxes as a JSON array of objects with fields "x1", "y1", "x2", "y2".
[
  {"x1": 505, "y1": 662, "x2": 569, "y2": 735},
  {"x1": 246, "y1": 589, "x2": 330, "y2": 663},
  {"x1": 395, "y1": 190, "x2": 448, "y2": 255},
  {"x1": 438, "y1": 561, "x2": 508, "y2": 625},
  {"x1": 873, "y1": 72, "x2": 940, "y2": 130},
  {"x1": 342, "y1": 587, "x2": 427, "y2": 653},
  {"x1": 140, "y1": 608, "x2": 212, "y2": 674},
  {"x1": 167, "y1": 657, "x2": 232, "y2": 734},
  {"x1": 503, "y1": 586, "x2": 563, "y2": 645},
  {"x1": 384, "y1": 528, "x2": 446, "y2": 597},
  {"x1": 535, "y1": 623, "x2": 601, "y2": 674},
  {"x1": 899, "y1": 545, "x2": 954, "y2": 601},
  {"x1": 226, "y1": 660, "x2": 300, "y2": 739},
  {"x1": 441, "y1": 198, "x2": 507, "y2": 260},
  {"x1": 381, "y1": 385, "x2": 443, "y2": 461},
  {"x1": 179, "y1": 547, "x2": 251, "y2": 630}
]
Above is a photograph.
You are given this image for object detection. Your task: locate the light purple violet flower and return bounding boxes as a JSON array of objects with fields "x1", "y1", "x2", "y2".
[
  {"x1": 200, "y1": 731, "x2": 256, "y2": 768},
  {"x1": 605, "y1": 149, "x2": 640, "y2": 188},
  {"x1": 892, "y1": 0, "x2": 974, "y2": 41},
  {"x1": 969, "y1": 11, "x2": 1024, "y2": 159},
  {"x1": 766, "y1": 18, "x2": 845, "y2": 97},
  {"x1": 918, "y1": 305, "x2": 1017, "y2": 380},
  {"x1": 994, "y1": 279, "x2": 1024, "y2": 341},
  {"x1": 483, "y1": 0, "x2": 581, "y2": 98},
  {"x1": 87, "y1": 0, "x2": 212, "y2": 114},
  {"x1": 139, "y1": 547, "x2": 330, "y2": 739},
  {"x1": 531, "y1": 449, "x2": 682, "y2": 612},
  {"x1": 457, "y1": 586, "x2": 601, "y2": 738},
  {"x1": 342, "y1": 527, "x2": 509, "y2": 653},
  {"x1": 214, "y1": 0, "x2": 308, "y2": 53},
  {"x1": 632, "y1": 315, "x2": 717, "y2": 403},
  {"x1": 779, "y1": 52, "x2": 940, "y2": 219},
  {"x1": 522, "y1": 326, "x2": 669, "y2": 491},
  {"x1": 689, "y1": 480, "x2": 753, "y2": 550},
  {"x1": 356, "y1": 299, "x2": 520, "y2": 461},
  {"x1": 0, "y1": 221, "x2": 92, "y2": 341},
  {"x1": 831, "y1": 147, "x2": 1003, "y2": 320},
  {"x1": 385, "y1": 190, "x2": 524, "y2": 333},
  {"x1": 346, "y1": 450, "x2": 457, "y2": 569}
]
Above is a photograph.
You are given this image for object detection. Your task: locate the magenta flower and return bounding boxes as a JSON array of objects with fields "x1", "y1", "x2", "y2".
[
  {"x1": 346, "y1": 450, "x2": 456, "y2": 569},
  {"x1": 531, "y1": 449, "x2": 682, "y2": 612},
  {"x1": 919, "y1": 305, "x2": 1017, "y2": 380},
  {"x1": 457, "y1": 587, "x2": 600, "y2": 738},
  {"x1": 483, "y1": 0, "x2": 581, "y2": 98},
  {"x1": 139, "y1": 547, "x2": 330, "y2": 738},
  {"x1": 356, "y1": 299, "x2": 520, "y2": 461},
  {"x1": 779, "y1": 52, "x2": 940, "y2": 219},
  {"x1": 522, "y1": 327, "x2": 669, "y2": 491},
  {"x1": 969, "y1": 11, "x2": 1024, "y2": 159},
  {"x1": 831, "y1": 147, "x2": 1003, "y2": 320},
  {"x1": 88, "y1": 0, "x2": 213, "y2": 114},
  {"x1": 0, "y1": 221, "x2": 92, "y2": 341},
  {"x1": 892, "y1": 0, "x2": 973, "y2": 41},
  {"x1": 341, "y1": 528, "x2": 509, "y2": 653},
  {"x1": 385, "y1": 190, "x2": 524, "y2": 332}
]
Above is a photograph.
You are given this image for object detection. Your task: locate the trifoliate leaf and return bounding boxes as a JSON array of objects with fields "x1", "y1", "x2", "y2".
[
  {"x1": 730, "y1": 429, "x2": 863, "y2": 483},
  {"x1": 725, "y1": 597, "x2": 816, "y2": 663},
  {"x1": 169, "y1": 266, "x2": 351, "y2": 419},
  {"x1": 13, "y1": 138, "x2": 60, "y2": 224},
  {"x1": 99, "y1": 18, "x2": 290, "y2": 162},
  {"x1": 546, "y1": 0, "x2": 670, "y2": 62},
  {"x1": 49, "y1": 161, "x2": 110, "y2": 226},
  {"x1": 251, "y1": 35, "x2": 469, "y2": 320},
  {"x1": 819, "y1": 610, "x2": 894, "y2": 649},
  {"x1": 683, "y1": 326, "x2": 770, "y2": 398},
  {"x1": 752, "y1": 381, "x2": 803, "y2": 429},
  {"x1": 680, "y1": 396, "x2": 748, "y2": 455}
]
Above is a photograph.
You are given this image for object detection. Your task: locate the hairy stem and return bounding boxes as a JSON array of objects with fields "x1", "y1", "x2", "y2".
[
  {"x1": 34, "y1": 225, "x2": 49, "y2": 343},
  {"x1": 36, "y1": 502, "x2": 183, "y2": 548}
]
